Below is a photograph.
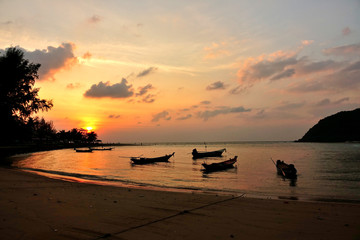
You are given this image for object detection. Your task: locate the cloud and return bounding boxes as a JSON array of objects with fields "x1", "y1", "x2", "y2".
[
  {"x1": 270, "y1": 68, "x2": 295, "y2": 81},
  {"x1": 288, "y1": 79, "x2": 324, "y2": 92},
  {"x1": 137, "y1": 67, "x2": 157, "y2": 78},
  {"x1": 141, "y1": 94, "x2": 156, "y2": 103},
  {"x1": 66, "y1": 83, "x2": 81, "y2": 89},
  {"x1": 88, "y1": 15, "x2": 102, "y2": 24},
  {"x1": 135, "y1": 84, "x2": 156, "y2": 103},
  {"x1": 237, "y1": 54, "x2": 298, "y2": 84},
  {"x1": 21, "y1": 42, "x2": 78, "y2": 81},
  {"x1": 176, "y1": 114, "x2": 192, "y2": 120},
  {"x1": 108, "y1": 114, "x2": 121, "y2": 119},
  {"x1": 323, "y1": 43, "x2": 360, "y2": 57},
  {"x1": 342, "y1": 27, "x2": 351, "y2": 36},
  {"x1": 84, "y1": 79, "x2": 134, "y2": 98},
  {"x1": 200, "y1": 100, "x2": 211, "y2": 105},
  {"x1": 316, "y1": 97, "x2": 349, "y2": 107},
  {"x1": 203, "y1": 42, "x2": 230, "y2": 60},
  {"x1": 152, "y1": 111, "x2": 171, "y2": 122},
  {"x1": 295, "y1": 59, "x2": 340, "y2": 75},
  {"x1": 276, "y1": 101, "x2": 306, "y2": 111},
  {"x1": 206, "y1": 81, "x2": 226, "y2": 90},
  {"x1": 237, "y1": 45, "x2": 360, "y2": 93},
  {"x1": 190, "y1": 101, "x2": 211, "y2": 110},
  {"x1": 82, "y1": 52, "x2": 92, "y2": 59},
  {"x1": 197, "y1": 106, "x2": 251, "y2": 121},
  {"x1": 301, "y1": 40, "x2": 314, "y2": 46},
  {"x1": 229, "y1": 85, "x2": 250, "y2": 95},
  {"x1": 136, "y1": 84, "x2": 153, "y2": 96},
  {"x1": 289, "y1": 60, "x2": 360, "y2": 92}
]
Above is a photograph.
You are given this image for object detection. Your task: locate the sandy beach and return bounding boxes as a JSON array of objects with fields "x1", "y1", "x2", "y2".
[{"x1": 0, "y1": 167, "x2": 359, "y2": 240}]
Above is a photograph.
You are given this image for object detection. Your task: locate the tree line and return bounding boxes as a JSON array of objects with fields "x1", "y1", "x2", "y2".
[{"x1": 0, "y1": 47, "x2": 98, "y2": 145}]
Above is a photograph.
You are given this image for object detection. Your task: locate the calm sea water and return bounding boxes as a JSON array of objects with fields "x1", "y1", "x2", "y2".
[{"x1": 11, "y1": 142, "x2": 360, "y2": 202}]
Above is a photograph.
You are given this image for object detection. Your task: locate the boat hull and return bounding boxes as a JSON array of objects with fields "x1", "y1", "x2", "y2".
[
  {"x1": 192, "y1": 148, "x2": 226, "y2": 159},
  {"x1": 90, "y1": 148, "x2": 113, "y2": 151},
  {"x1": 275, "y1": 160, "x2": 297, "y2": 179},
  {"x1": 202, "y1": 156, "x2": 237, "y2": 172},
  {"x1": 75, "y1": 149, "x2": 92, "y2": 153},
  {"x1": 131, "y1": 152, "x2": 175, "y2": 165}
]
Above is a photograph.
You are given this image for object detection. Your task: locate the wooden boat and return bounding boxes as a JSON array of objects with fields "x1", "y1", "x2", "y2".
[
  {"x1": 192, "y1": 148, "x2": 226, "y2": 159},
  {"x1": 90, "y1": 147, "x2": 113, "y2": 151},
  {"x1": 273, "y1": 159, "x2": 297, "y2": 179},
  {"x1": 202, "y1": 156, "x2": 237, "y2": 172},
  {"x1": 75, "y1": 148, "x2": 92, "y2": 153},
  {"x1": 130, "y1": 152, "x2": 175, "y2": 165}
]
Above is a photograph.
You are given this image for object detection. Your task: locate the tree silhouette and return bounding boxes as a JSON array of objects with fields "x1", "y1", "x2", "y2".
[
  {"x1": 86, "y1": 131, "x2": 98, "y2": 143},
  {"x1": 0, "y1": 47, "x2": 53, "y2": 143},
  {"x1": 55, "y1": 128, "x2": 98, "y2": 144}
]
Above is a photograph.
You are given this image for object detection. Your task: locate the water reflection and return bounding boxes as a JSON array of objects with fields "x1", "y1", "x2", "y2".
[{"x1": 11, "y1": 142, "x2": 360, "y2": 201}]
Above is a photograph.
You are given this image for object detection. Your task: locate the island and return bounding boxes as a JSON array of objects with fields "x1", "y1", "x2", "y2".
[{"x1": 297, "y1": 108, "x2": 360, "y2": 142}]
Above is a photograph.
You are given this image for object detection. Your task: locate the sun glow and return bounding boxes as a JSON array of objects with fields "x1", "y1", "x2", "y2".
[{"x1": 85, "y1": 126, "x2": 93, "y2": 133}]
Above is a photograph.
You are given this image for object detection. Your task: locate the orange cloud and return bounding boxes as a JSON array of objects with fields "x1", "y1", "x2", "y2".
[{"x1": 82, "y1": 52, "x2": 92, "y2": 59}]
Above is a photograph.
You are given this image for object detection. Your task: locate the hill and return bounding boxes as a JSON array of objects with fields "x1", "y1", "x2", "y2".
[{"x1": 297, "y1": 108, "x2": 360, "y2": 142}]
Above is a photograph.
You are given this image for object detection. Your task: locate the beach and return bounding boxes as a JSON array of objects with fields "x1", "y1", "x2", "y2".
[{"x1": 0, "y1": 167, "x2": 359, "y2": 240}]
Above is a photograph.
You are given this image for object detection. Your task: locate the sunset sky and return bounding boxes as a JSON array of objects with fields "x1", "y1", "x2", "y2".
[{"x1": 1, "y1": 0, "x2": 359, "y2": 142}]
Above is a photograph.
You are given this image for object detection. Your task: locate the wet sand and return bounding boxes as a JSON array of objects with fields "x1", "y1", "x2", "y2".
[{"x1": 0, "y1": 167, "x2": 359, "y2": 240}]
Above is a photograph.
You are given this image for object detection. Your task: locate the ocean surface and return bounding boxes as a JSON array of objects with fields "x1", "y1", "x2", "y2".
[{"x1": 10, "y1": 142, "x2": 360, "y2": 202}]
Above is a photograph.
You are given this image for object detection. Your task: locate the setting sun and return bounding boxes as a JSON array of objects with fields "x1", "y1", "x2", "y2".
[{"x1": 85, "y1": 126, "x2": 93, "y2": 132}]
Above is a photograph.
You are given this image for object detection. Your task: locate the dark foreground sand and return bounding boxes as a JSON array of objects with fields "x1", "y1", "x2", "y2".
[{"x1": 0, "y1": 167, "x2": 359, "y2": 240}]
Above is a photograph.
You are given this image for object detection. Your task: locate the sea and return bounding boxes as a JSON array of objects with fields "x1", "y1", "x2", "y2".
[{"x1": 10, "y1": 141, "x2": 360, "y2": 202}]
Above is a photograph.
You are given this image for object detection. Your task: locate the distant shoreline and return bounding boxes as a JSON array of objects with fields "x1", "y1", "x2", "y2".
[{"x1": 0, "y1": 142, "x2": 138, "y2": 165}]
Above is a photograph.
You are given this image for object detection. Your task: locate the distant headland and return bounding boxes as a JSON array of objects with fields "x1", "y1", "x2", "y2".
[{"x1": 297, "y1": 108, "x2": 360, "y2": 142}]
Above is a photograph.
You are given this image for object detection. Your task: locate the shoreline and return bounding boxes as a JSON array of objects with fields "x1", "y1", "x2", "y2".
[
  {"x1": 0, "y1": 143, "x2": 138, "y2": 163},
  {"x1": 1, "y1": 166, "x2": 360, "y2": 239}
]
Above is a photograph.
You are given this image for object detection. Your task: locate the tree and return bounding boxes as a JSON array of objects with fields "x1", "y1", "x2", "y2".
[
  {"x1": 86, "y1": 131, "x2": 98, "y2": 143},
  {"x1": 0, "y1": 47, "x2": 53, "y2": 143},
  {"x1": 32, "y1": 117, "x2": 57, "y2": 142},
  {"x1": 56, "y1": 128, "x2": 98, "y2": 144}
]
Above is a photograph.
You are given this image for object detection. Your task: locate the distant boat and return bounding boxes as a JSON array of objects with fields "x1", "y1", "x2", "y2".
[
  {"x1": 192, "y1": 148, "x2": 226, "y2": 159},
  {"x1": 90, "y1": 147, "x2": 113, "y2": 151},
  {"x1": 202, "y1": 156, "x2": 237, "y2": 172},
  {"x1": 272, "y1": 159, "x2": 297, "y2": 179},
  {"x1": 130, "y1": 152, "x2": 175, "y2": 165},
  {"x1": 75, "y1": 148, "x2": 93, "y2": 153}
]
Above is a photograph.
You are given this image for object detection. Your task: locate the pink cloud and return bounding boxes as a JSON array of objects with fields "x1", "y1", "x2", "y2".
[
  {"x1": 289, "y1": 60, "x2": 360, "y2": 92},
  {"x1": 236, "y1": 43, "x2": 359, "y2": 93},
  {"x1": 323, "y1": 43, "x2": 360, "y2": 57},
  {"x1": 237, "y1": 53, "x2": 298, "y2": 84}
]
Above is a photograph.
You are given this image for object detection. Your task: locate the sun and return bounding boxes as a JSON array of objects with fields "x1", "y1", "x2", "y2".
[{"x1": 85, "y1": 126, "x2": 93, "y2": 133}]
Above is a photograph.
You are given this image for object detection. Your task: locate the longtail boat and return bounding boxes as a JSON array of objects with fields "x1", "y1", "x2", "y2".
[
  {"x1": 202, "y1": 156, "x2": 237, "y2": 172},
  {"x1": 272, "y1": 159, "x2": 297, "y2": 179},
  {"x1": 90, "y1": 147, "x2": 113, "y2": 151},
  {"x1": 192, "y1": 148, "x2": 226, "y2": 159},
  {"x1": 75, "y1": 148, "x2": 93, "y2": 153},
  {"x1": 130, "y1": 152, "x2": 175, "y2": 165}
]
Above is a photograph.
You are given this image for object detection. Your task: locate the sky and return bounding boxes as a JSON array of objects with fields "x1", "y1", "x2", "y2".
[{"x1": 1, "y1": 0, "x2": 359, "y2": 143}]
